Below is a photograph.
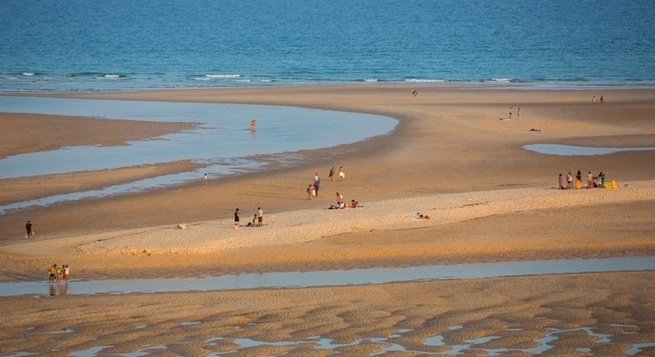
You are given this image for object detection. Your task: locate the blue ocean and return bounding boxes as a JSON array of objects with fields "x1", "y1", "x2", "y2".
[{"x1": 1, "y1": 0, "x2": 654, "y2": 92}]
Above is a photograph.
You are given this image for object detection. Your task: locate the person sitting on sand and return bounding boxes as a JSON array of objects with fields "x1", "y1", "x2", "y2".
[
  {"x1": 247, "y1": 213, "x2": 257, "y2": 227},
  {"x1": 558, "y1": 173, "x2": 565, "y2": 190},
  {"x1": 350, "y1": 199, "x2": 359, "y2": 208},
  {"x1": 597, "y1": 171, "x2": 606, "y2": 187},
  {"x1": 417, "y1": 212, "x2": 431, "y2": 219}
]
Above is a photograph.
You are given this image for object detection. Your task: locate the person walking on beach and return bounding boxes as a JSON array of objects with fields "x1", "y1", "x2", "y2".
[
  {"x1": 600, "y1": 96, "x2": 604, "y2": 104},
  {"x1": 558, "y1": 173, "x2": 565, "y2": 190},
  {"x1": 313, "y1": 173, "x2": 321, "y2": 197},
  {"x1": 508, "y1": 106, "x2": 513, "y2": 119},
  {"x1": 338, "y1": 166, "x2": 346, "y2": 180},
  {"x1": 566, "y1": 171, "x2": 573, "y2": 190},
  {"x1": 25, "y1": 220, "x2": 33, "y2": 238},
  {"x1": 592, "y1": 96, "x2": 596, "y2": 104},
  {"x1": 234, "y1": 208, "x2": 240, "y2": 229},
  {"x1": 257, "y1": 207, "x2": 263, "y2": 227},
  {"x1": 328, "y1": 166, "x2": 335, "y2": 181},
  {"x1": 307, "y1": 184, "x2": 315, "y2": 199},
  {"x1": 517, "y1": 107, "x2": 521, "y2": 119}
]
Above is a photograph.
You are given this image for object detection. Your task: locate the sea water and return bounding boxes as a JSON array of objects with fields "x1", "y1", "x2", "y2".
[{"x1": 1, "y1": 0, "x2": 654, "y2": 92}]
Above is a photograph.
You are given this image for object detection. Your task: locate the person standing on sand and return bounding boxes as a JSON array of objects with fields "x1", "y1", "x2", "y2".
[
  {"x1": 313, "y1": 173, "x2": 321, "y2": 197},
  {"x1": 328, "y1": 166, "x2": 335, "y2": 181},
  {"x1": 600, "y1": 96, "x2": 604, "y2": 104},
  {"x1": 566, "y1": 171, "x2": 573, "y2": 190},
  {"x1": 257, "y1": 207, "x2": 263, "y2": 227},
  {"x1": 307, "y1": 184, "x2": 315, "y2": 200},
  {"x1": 25, "y1": 220, "x2": 33, "y2": 238},
  {"x1": 592, "y1": 96, "x2": 596, "y2": 104},
  {"x1": 558, "y1": 173, "x2": 565, "y2": 190},
  {"x1": 63, "y1": 264, "x2": 70, "y2": 280},
  {"x1": 234, "y1": 208, "x2": 240, "y2": 229},
  {"x1": 508, "y1": 106, "x2": 513, "y2": 119}
]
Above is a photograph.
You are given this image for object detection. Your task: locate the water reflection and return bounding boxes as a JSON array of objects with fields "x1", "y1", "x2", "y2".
[
  {"x1": 48, "y1": 281, "x2": 69, "y2": 296},
  {"x1": 524, "y1": 144, "x2": 655, "y2": 156},
  {"x1": 1, "y1": 256, "x2": 653, "y2": 298}
]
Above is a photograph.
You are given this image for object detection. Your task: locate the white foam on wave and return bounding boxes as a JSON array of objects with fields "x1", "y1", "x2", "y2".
[
  {"x1": 205, "y1": 74, "x2": 241, "y2": 79},
  {"x1": 405, "y1": 78, "x2": 445, "y2": 83},
  {"x1": 103, "y1": 74, "x2": 122, "y2": 80},
  {"x1": 490, "y1": 78, "x2": 512, "y2": 83},
  {"x1": 22, "y1": 72, "x2": 36, "y2": 76},
  {"x1": 363, "y1": 78, "x2": 378, "y2": 82}
]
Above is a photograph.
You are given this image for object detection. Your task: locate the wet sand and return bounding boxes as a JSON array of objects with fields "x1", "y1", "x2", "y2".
[{"x1": 0, "y1": 84, "x2": 654, "y2": 355}]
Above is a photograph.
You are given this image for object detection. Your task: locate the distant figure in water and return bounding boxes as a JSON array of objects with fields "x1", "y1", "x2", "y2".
[{"x1": 250, "y1": 119, "x2": 257, "y2": 131}]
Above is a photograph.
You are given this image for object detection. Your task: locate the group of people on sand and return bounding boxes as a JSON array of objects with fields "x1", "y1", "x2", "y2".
[
  {"x1": 234, "y1": 207, "x2": 263, "y2": 229},
  {"x1": 329, "y1": 191, "x2": 359, "y2": 209},
  {"x1": 48, "y1": 263, "x2": 70, "y2": 282},
  {"x1": 306, "y1": 167, "x2": 346, "y2": 200},
  {"x1": 559, "y1": 170, "x2": 609, "y2": 190},
  {"x1": 500, "y1": 106, "x2": 521, "y2": 120},
  {"x1": 327, "y1": 166, "x2": 346, "y2": 181}
]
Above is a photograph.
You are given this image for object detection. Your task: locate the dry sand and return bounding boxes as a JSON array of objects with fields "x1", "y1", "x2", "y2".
[{"x1": 0, "y1": 84, "x2": 654, "y2": 355}]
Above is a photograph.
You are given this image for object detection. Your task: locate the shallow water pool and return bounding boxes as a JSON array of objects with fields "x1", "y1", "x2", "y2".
[
  {"x1": 524, "y1": 144, "x2": 655, "y2": 156},
  {"x1": 0, "y1": 96, "x2": 398, "y2": 213},
  {"x1": 2, "y1": 256, "x2": 653, "y2": 297}
]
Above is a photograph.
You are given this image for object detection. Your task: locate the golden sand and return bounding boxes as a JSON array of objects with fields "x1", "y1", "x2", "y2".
[{"x1": 0, "y1": 84, "x2": 653, "y2": 355}]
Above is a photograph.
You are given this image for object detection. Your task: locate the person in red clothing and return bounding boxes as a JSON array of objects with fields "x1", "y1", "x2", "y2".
[{"x1": 25, "y1": 220, "x2": 33, "y2": 238}]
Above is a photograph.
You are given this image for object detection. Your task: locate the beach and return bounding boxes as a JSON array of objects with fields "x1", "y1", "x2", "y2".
[{"x1": 1, "y1": 84, "x2": 654, "y2": 355}]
